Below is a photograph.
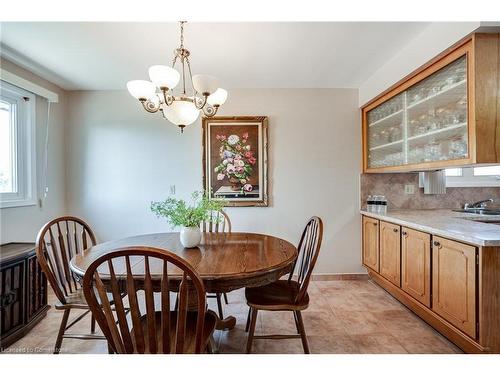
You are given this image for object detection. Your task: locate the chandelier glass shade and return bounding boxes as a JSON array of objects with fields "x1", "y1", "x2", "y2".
[
  {"x1": 127, "y1": 22, "x2": 228, "y2": 132},
  {"x1": 162, "y1": 99, "x2": 200, "y2": 126}
]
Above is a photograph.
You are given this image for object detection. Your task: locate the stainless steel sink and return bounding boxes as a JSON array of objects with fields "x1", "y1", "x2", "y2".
[{"x1": 453, "y1": 208, "x2": 500, "y2": 215}]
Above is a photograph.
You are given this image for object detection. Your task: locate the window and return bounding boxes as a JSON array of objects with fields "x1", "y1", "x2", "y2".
[
  {"x1": 473, "y1": 166, "x2": 500, "y2": 176},
  {"x1": 445, "y1": 168, "x2": 462, "y2": 177},
  {"x1": 445, "y1": 166, "x2": 500, "y2": 187},
  {"x1": 0, "y1": 81, "x2": 36, "y2": 208}
]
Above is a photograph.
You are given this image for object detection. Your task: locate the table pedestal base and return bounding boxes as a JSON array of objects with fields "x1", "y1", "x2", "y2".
[
  {"x1": 216, "y1": 316, "x2": 236, "y2": 331},
  {"x1": 186, "y1": 287, "x2": 237, "y2": 331}
]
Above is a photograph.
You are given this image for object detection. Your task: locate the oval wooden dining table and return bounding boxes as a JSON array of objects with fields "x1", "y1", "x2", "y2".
[{"x1": 69, "y1": 232, "x2": 297, "y2": 331}]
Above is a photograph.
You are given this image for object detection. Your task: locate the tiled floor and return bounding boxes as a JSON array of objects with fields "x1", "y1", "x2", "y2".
[{"x1": 3, "y1": 280, "x2": 462, "y2": 354}]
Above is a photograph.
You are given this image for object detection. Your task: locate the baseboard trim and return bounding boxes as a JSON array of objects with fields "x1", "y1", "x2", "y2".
[{"x1": 311, "y1": 273, "x2": 369, "y2": 281}]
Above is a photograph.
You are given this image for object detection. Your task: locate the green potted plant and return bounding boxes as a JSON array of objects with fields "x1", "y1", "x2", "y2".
[{"x1": 150, "y1": 191, "x2": 225, "y2": 248}]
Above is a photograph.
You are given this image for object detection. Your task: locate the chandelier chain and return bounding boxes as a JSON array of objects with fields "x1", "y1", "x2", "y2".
[{"x1": 179, "y1": 21, "x2": 185, "y2": 49}]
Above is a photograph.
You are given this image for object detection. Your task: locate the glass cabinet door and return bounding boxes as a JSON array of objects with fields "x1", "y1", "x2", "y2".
[
  {"x1": 406, "y1": 56, "x2": 467, "y2": 164},
  {"x1": 366, "y1": 93, "x2": 404, "y2": 168},
  {"x1": 366, "y1": 55, "x2": 468, "y2": 169}
]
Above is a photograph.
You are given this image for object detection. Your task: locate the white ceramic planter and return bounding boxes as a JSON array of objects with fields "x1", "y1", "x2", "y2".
[{"x1": 180, "y1": 226, "x2": 202, "y2": 248}]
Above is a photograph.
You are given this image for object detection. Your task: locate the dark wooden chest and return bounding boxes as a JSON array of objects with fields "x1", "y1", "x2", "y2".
[{"x1": 1, "y1": 243, "x2": 50, "y2": 349}]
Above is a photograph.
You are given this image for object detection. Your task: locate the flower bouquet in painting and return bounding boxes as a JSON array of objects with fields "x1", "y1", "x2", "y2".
[{"x1": 214, "y1": 133, "x2": 257, "y2": 193}]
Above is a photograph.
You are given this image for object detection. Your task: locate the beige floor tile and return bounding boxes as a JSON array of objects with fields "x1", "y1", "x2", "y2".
[
  {"x1": 309, "y1": 335, "x2": 360, "y2": 354},
  {"x1": 350, "y1": 333, "x2": 408, "y2": 354},
  {"x1": 396, "y1": 334, "x2": 462, "y2": 354},
  {"x1": 332, "y1": 310, "x2": 387, "y2": 335},
  {"x1": 1, "y1": 280, "x2": 462, "y2": 354},
  {"x1": 258, "y1": 337, "x2": 306, "y2": 354}
]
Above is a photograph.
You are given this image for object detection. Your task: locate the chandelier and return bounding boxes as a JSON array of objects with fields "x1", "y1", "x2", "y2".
[{"x1": 126, "y1": 21, "x2": 228, "y2": 133}]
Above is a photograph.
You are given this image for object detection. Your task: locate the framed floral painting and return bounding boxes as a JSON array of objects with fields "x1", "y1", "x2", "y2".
[{"x1": 202, "y1": 116, "x2": 268, "y2": 206}]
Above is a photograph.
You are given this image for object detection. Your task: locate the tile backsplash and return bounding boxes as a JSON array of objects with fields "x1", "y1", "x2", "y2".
[{"x1": 360, "y1": 173, "x2": 500, "y2": 210}]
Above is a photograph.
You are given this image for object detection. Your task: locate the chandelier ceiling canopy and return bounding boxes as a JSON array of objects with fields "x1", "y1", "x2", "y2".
[{"x1": 127, "y1": 22, "x2": 228, "y2": 133}]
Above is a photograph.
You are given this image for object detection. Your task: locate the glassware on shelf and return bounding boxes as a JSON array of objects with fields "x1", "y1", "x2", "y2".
[
  {"x1": 424, "y1": 141, "x2": 442, "y2": 162},
  {"x1": 368, "y1": 147, "x2": 404, "y2": 168},
  {"x1": 367, "y1": 54, "x2": 468, "y2": 169},
  {"x1": 448, "y1": 135, "x2": 468, "y2": 159},
  {"x1": 408, "y1": 101, "x2": 467, "y2": 138},
  {"x1": 407, "y1": 56, "x2": 466, "y2": 106},
  {"x1": 368, "y1": 123, "x2": 403, "y2": 149},
  {"x1": 367, "y1": 93, "x2": 403, "y2": 125}
]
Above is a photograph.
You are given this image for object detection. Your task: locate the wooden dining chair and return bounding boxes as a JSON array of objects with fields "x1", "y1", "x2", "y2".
[
  {"x1": 244, "y1": 216, "x2": 323, "y2": 354},
  {"x1": 201, "y1": 210, "x2": 231, "y2": 319},
  {"x1": 83, "y1": 246, "x2": 217, "y2": 354},
  {"x1": 35, "y1": 216, "x2": 107, "y2": 353}
]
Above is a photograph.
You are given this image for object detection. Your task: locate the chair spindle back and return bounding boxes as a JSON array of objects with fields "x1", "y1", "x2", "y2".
[
  {"x1": 83, "y1": 246, "x2": 207, "y2": 354},
  {"x1": 200, "y1": 210, "x2": 231, "y2": 233},
  {"x1": 290, "y1": 216, "x2": 323, "y2": 303},
  {"x1": 35, "y1": 216, "x2": 97, "y2": 304}
]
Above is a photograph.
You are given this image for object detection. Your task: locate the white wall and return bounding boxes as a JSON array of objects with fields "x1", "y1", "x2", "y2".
[
  {"x1": 358, "y1": 22, "x2": 480, "y2": 105},
  {"x1": 0, "y1": 58, "x2": 68, "y2": 244},
  {"x1": 66, "y1": 88, "x2": 363, "y2": 274}
]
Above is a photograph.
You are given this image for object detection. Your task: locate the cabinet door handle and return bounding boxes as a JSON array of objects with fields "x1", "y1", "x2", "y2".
[
  {"x1": 402, "y1": 231, "x2": 408, "y2": 236},
  {"x1": 433, "y1": 240, "x2": 441, "y2": 248},
  {"x1": 393, "y1": 228, "x2": 399, "y2": 233},
  {"x1": 373, "y1": 222, "x2": 378, "y2": 226}
]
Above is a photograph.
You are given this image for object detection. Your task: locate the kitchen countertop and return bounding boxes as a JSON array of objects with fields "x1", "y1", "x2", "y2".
[{"x1": 360, "y1": 209, "x2": 500, "y2": 247}]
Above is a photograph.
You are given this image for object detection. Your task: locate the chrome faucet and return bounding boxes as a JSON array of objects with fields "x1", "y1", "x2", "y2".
[{"x1": 464, "y1": 198, "x2": 494, "y2": 209}]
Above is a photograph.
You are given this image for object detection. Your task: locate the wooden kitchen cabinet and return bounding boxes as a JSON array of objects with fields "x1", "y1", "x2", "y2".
[
  {"x1": 401, "y1": 227, "x2": 431, "y2": 307},
  {"x1": 379, "y1": 221, "x2": 401, "y2": 286},
  {"x1": 362, "y1": 216, "x2": 379, "y2": 272},
  {"x1": 361, "y1": 33, "x2": 500, "y2": 172},
  {"x1": 362, "y1": 215, "x2": 500, "y2": 353},
  {"x1": 432, "y1": 236, "x2": 477, "y2": 338}
]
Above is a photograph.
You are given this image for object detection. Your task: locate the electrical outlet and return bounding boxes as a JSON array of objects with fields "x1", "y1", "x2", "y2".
[
  {"x1": 404, "y1": 184, "x2": 415, "y2": 195},
  {"x1": 169, "y1": 185, "x2": 176, "y2": 195}
]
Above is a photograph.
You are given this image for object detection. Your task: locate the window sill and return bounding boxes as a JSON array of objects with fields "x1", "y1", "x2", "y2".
[{"x1": 0, "y1": 198, "x2": 38, "y2": 209}]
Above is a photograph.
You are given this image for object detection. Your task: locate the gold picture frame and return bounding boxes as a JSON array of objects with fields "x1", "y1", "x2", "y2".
[{"x1": 202, "y1": 116, "x2": 268, "y2": 207}]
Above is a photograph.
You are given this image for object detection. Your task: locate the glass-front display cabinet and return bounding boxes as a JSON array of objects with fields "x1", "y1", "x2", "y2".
[{"x1": 362, "y1": 33, "x2": 500, "y2": 173}]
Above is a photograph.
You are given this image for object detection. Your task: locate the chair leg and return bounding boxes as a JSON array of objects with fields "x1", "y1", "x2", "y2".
[
  {"x1": 216, "y1": 293, "x2": 224, "y2": 319},
  {"x1": 91, "y1": 314, "x2": 96, "y2": 334},
  {"x1": 294, "y1": 310, "x2": 310, "y2": 354},
  {"x1": 245, "y1": 307, "x2": 252, "y2": 332},
  {"x1": 206, "y1": 336, "x2": 214, "y2": 354},
  {"x1": 223, "y1": 292, "x2": 229, "y2": 304},
  {"x1": 293, "y1": 311, "x2": 300, "y2": 334},
  {"x1": 54, "y1": 309, "x2": 71, "y2": 354},
  {"x1": 245, "y1": 308, "x2": 258, "y2": 354}
]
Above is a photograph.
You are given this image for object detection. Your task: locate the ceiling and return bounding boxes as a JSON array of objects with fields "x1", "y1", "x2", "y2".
[{"x1": 0, "y1": 22, "x2": 430, "y2": 91}]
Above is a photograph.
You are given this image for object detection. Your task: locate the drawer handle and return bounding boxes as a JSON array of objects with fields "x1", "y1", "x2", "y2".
[
  {"x1": 433, "y1": 240, "x2": 441, "y2": 248},
  {"x1": 393, "y1": 228, "x2": 399, "y2": 233}
]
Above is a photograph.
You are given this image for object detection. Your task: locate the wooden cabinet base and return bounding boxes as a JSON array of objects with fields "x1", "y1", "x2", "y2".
[
  {"x1": 0, "y1": 306, "x2": 50, "y2": 350},
  {"x1": 1, "y1": 243, "x2": 49, "y2": 350},
  {"x1": 367, "y1": 270, "x2": 487, "y2": 353}
]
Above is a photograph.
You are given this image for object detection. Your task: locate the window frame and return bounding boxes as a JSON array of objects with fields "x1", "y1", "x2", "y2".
[
  {"x1": 445, "y1": 166, "x2": 500, "y2": 187},
  {"x1": 0, "y1": 81, "x2": 37, "y2": 208}
]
